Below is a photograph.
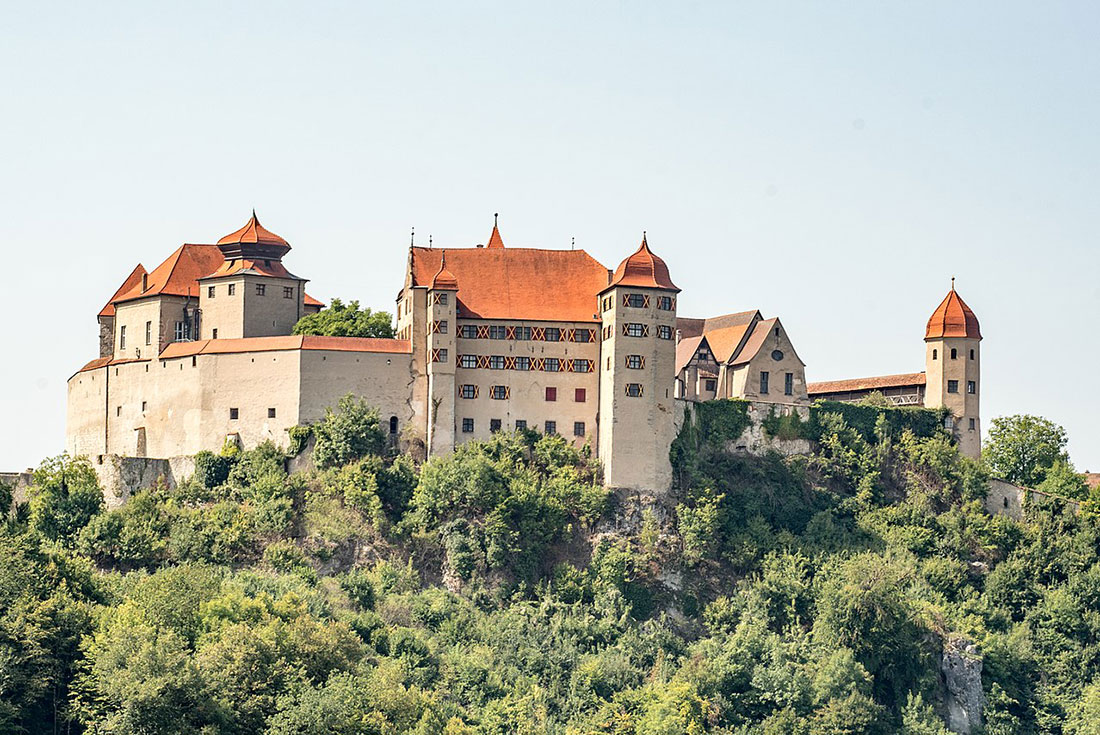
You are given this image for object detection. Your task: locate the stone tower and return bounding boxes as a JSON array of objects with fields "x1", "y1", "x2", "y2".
[
  {"x1": 425, "y1": 255, "x2": 458, "y2": 456},
  {"x1": 924, "y1": 281, "x2": 982, "y2": 459},
  {"x1": 597, "y1": 235, "x2": 679, "y2": 490}
]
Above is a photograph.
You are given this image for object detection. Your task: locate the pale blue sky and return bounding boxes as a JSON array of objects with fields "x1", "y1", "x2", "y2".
[{"x1": 1, "y1": 2, "x2": 1097, "y2": 471}]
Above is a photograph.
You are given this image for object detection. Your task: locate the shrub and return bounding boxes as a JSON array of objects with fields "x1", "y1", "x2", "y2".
[{"x1": 312, "y1": 395, "x2": 386, "y2": 469}]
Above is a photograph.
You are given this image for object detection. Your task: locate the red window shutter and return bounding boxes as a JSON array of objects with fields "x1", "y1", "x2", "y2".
[
  {"x1": 641, "y1": 324, "x2": 650, "y2": 337},
  {"x1": 477, "y1": 355, "x2": 490, "y2": 369},
  {"x1": 575, "y1": 388, "x2": 586, "y2": 402},
  {"x1": 506, "y1": 326, "x2": 516, "y2": 340},
  {"x1": 546, "y1": 387, "x2": 557, "y2": 401},
  {"x1": 642, "y1": 294, "x2": 651, "y2": 308},
  {"x1": 505, "y1": 386, "x2": 511, "y2": 399},
  {"x1": 622, "y1": 293, "x2": 630, "y2": 307},
  {"x1": 476, "y1": 325, "x2": 490, "y2": 339},
  {"x1": 505, "y1": 356, "x2": 517, "y2": 370},
  {"x1": 532, "y1": 357, "x2": 545, "y2": 371},
  {"x1": 532, "y1": 326, "x2": 545, "y2": 341}
]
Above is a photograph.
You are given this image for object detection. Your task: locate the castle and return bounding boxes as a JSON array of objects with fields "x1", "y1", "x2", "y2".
[{"x1": 67, "y1": 213, "x2": 981, "y2": 490}]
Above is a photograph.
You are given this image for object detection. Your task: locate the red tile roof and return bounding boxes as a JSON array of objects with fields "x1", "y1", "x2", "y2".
[
  {"x1": 675, "y1": 335, "x2": 705, "y2": 373},
  {"x1": 216, "y1": 211, "x2": 291, "y2": 260},
  {"x1": 106, "y1": 243, "x2": 320, "y2": 310},
  {"x1": 304, "y1": 293, "x2": 324, "y2": 307},
  {"x1": 204, "y1": 258, "x2": 301, "y2": 280},
  {"x1": 706, "y1": 324, "x2": 755, "y2": 364},
  {"x1": 98, "y1": 264, "x2": 148, "y2": 317},
  {"x1": 926, "y1": 286, "x2": 981, "y2": 340},
  {"x1": 731, "y1": 318, "x2": 780, "y2": 366},
  {"x1": 159, "y1": 335, "x2": 412, "y2": 359},
  {"x1": 409, "y1": 246, "x2": 610, "y2": 323},
  {"x1": 431, "y1": 254, "x2": 459, "y2": 290},
  {"x1": 605, "y1": 235, "x2": 679, "y2": 292},
  {"x1": 486, "y1": 220, "x2": 505, "y2": 249},
  {"x1": 807, "y1": 372, "x2": 927, "y2": 395}
]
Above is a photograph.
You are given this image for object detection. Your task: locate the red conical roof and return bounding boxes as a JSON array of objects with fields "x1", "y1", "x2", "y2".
[
  {"x1": 431, "y1": 253, "x2": 459, "y2": 290},
  {"x1": 926, "y1": 284, "x2": 981, "y2": 340},
  {"x1": 604, "y1": 234, "x2": 679, "y2": 292},
  {"x1": 486, "y1": 215, "x2": 505, "y2": 249},
  {"x1": 217, "y1": 211, "x2": 291, "y2": 260}
]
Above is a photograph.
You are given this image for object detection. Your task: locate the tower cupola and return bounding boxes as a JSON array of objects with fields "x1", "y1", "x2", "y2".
[
  {"x1": 925, "y1": 282, "x2": 981, "y2": 340},
  {"x1": 216, "y1": 211, "x2": 291, "y2": 261},
  {"x1": 605, "y1": 234, "x2": 680, "y2": 292}
]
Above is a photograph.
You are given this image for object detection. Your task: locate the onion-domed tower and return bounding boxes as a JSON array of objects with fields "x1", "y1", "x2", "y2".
[
  {"x1": 924, "y1": 280, "x2": 982, "y2": 458},
  {"x1": 597, "y1": 235, "x2": 679, "y2": 490}
]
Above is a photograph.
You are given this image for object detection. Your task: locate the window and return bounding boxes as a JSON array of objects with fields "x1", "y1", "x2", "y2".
[
  {"x1": 572, "y1": 329, "x2": 591, "y2": 343},
  {"x1": 434, "y1": 320, "x2": 448, "y2": 334},
  {"x1": 390, "y1": 416, "x2": 398, "y2": 434},
  {"x1": 967, "y1": 380, "x2": 976, "y2": 394},
  {"x1": 544, "y1": 327, "x2": 561, "y2": 342},
  {"x1": 145, "y1": 321, "x2": 152, "y2": 345},
  {"x1": 433, "y1": 292, "x2": 449, "y2": 305},
  {"x1": 704, "y1": 379, "x2": 717, "y2": 392},
  {"x1": 489, "y1": 355, "x2": 505, "y2": 369},
  {"x1": 577, "y1": 359, "x2": 592, "y2": 372},
  {"x1": 575, "y1": 388, "x2": 586, "y2": 402},
  {"x1": 514, "y1": 326, "x2": 532, "y2": 341},
  {"x1": 141, "y1": 401, "x2": 147, "y2": 413},
  {"x1": 544, "y1": 358, "x2": 561, "y2": 372},
  {"x1": 490, "y1": 419, "x2": 502, "y2": 433},
  {"x1": 545, "y1": 387, "x2": 557, "y2": 402},
  {"x1": 606, "y1": 356, "x2": 611, "y2": 371},
  {"x1": 760, "y1": 371, "x2": 770, "y2": 394},
  {"x1": 174, "y1": 321, "x2": 190, "y2": 342},
  {"x1": 784, "y1": 372, "x2": 794, "y2": 396},
  {"x1": 228, "y1": 283, "x2": 236, "y2": 296},
  {"x1": 116, "y1": 406, "x2": 121, "y2": 417},
  {"x1": 969, "y1": 418, "x2": 976, "y2": 431},
  {"x1": 544, "y1": 421, "x2": 557, "y2": 435},
  {"x1": 256, "y1": 284, "x2": 266, "y2": 296},
  {"x1": 461, "y1": 384, "x2": 478, "y2": 399},
  {"x1": 657, "y1": 295, "x2": 674, "y2": 311},
  {"x1": 462, "y1": 418, "x2": 474, "y2": 433},
  {"x1": 460, "y1": 354, "x2": 478, "y2": 368},
  {"x1": 515, "y1": 420, "x2": 527, "y2": 431},
  {"x1": 626, "y1": 355, "x2": 644, "y2": 369},
  {"x1": 192, "y1": 356, "x2": 197, "y2": 367},
  {"x1": 284, "y1": 286, "x2": 294, "y2": 299},
  {"x1": 948, "y1": 380, "x2": 959, "y2": 394},
  {"x1": 212, "y1": 328, "x2": 219, "y2": 339},
  {"x1": 951, "y1": 348, "x2": 958, "y2": 359},
  {"x1": 268, "y1": 408, "x2": 276, "y2": 418},
  {"x1": 489, "y1": 325, "x2": 507, "y2": 340},
  {"x1": 490, "y1": 385, "x2": 509, "y2": 400},
  {"x1": 515, "y1": 356, "x2": 531, "y2": 371},
  {"x1": 460, "y1": 325, "x2": 478, "y2": 338},
  {"x1": 602, "y1": 295, "x2": 612, "y2": 312},
  {"x1": 932, "y1": 349, "x2": 938, "y2": 360},
  {"x1": 229, "y1": 407, "x2": 239, "y2": 420},
  {"x1": 119, "y1": 325, "x2": 127, "y2": 349},
  {"x1": 208, "y1": 286, "x2": 216, "y2": 298},
  {"x1": 625, "y1": 293, "x2": 646, "y2": 308},
  {"x1": 969, "y1": 349, "x2": 975, "y2": 360},
  {"x1": 574, "y1": 421, "x2": 585, "y2": 437},
  {"x1": 657, "y1": 325, "x2": 673, "y2": 340},
  {"x1": 625, "y1": 383, "x2": 643, "y2": 397},
  {"x1": 625, "y1": 323, "x2": 646, "y2": 337}
]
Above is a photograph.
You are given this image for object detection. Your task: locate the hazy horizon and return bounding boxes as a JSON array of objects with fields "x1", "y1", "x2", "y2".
[{"x1": 1, "y1": 1, "x2": 1097, "y2": 472}]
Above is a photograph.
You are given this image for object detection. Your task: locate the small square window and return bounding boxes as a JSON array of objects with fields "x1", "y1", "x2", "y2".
[
  {"x1": 515, "y1": 419, "x2": 527, "y2": 431},
  {"x1": 704, "y1": 379, "x2": 717, "y2": 392},
  {"x1": 625, "y1": 383, "x2": 643, "y2": 397},
  {"x1": 625, "y1": 323, "x2": 645, "y2": 337},
  {"x1": 490, "y1": 419, "x2": 502, "y2": 433},
  {"x1": 490, "y1": 385, "x2": 508, "y2": 400},
  {"x1": 462, "y1": 418, "x2": 474, "y2": 433},
  {"x1": 208, "y1": 286, "x2": 216, "y2": 298},
  {"x1": 229, "y1": 407, "x2": 239, "y2": 420},
  {"x1": 626, "y1": 293, "x2": 646, "y2": 308},
  {"x1": 460, "y1": 325, "x2": 477, "y2": 338},
  {"x1": 544, "y1": 421, "x2": 557, "y2": 435},
  {"x1": 228, "y1": 283, "x2": 236, "y2": 296},
  {"x1": 657, "y1": 325, "x2": 673, "y2": 340},
  {"x1": 575, "y1": 388, "x2": 586, "y2": 403},
  {"x1": 947, "y1": 380, "x2": 959, "y2": 394},
  {"x1": 657, "y1": 295, "x2": 674, "y2": 311},
  {"x1": 545, "y1": 387, "x2": 557, "y2": 401},
  {"x1": 256, "y1": 284, "x2": 266, "y2": 296},
  {"x1": 626, "y1": 354, "x2": 644, "y2": 369},
  {"x1": 436, "y1": 293, "x2": 448, "y2": 305},
  {"x1": 268, "y1": 407, "x2": 276, "y2": 418},
  {"x1": 544, "y1": 358, "x2": 561, "y2": 372},
  {"x1": 283, "y1": 286, "x2": 294, "y2": 298},
  {"x1": 574, "y1": 421, "x2": 585, "y2": 437},
  {"x1": 461, "y1": 384, "x2": 477, "y2": 399},
  {"x1": 460, "y1": 354, "x2": 477, "y2": 368},
  {"x1": 516, "y1": 356, "x2": 531, "y2": 371},
  {"x1": 544, "y1": 328, "x2": 561, "y2": 342},
  {"x1": 489, "y1": 325, "x2": 507, "y2": 340}
]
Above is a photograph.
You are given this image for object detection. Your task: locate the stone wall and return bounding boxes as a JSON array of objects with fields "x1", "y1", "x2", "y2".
[
  {"x1": 0, "y1": 471, "x2": 34, "y2": 507},
  {"x1": 90, "y1": 454, "x2": 196, "y2": 509},
  {"x1": 984, "y1": 477, "x2": 1080, "y2": 520}
]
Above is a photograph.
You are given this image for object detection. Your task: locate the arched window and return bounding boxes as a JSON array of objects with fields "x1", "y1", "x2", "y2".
[
  {"x1": 389, "y1": 416, "x2": 398, "y2": 434},
  {"x1": 932, "y1": 349, "x2": 938, "y2": 360},
  {"x1": 950, "y1": 348, "x2": 958, "y2": 359}
]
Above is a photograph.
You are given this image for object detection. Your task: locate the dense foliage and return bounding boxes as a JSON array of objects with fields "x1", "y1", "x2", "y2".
[
  {"x1": 984, "y1": 415, "x2": 1088, "y2": 500},
  {"x1": 292, "y1": 298, "x2": 395, "y2": 339},
  {"x1": 3, "y1": 399, "x2": 1099, "y2": 734}
]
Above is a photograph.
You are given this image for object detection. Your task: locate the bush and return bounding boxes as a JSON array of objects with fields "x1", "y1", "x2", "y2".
[
  {"x1": 193, "y1": 450, "x2": 231, "y2": 490},
  {"x1": 312, "y1": 395, "x2": 386, "y2": 469}
]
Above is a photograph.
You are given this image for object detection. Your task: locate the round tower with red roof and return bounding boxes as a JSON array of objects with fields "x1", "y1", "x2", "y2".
[
  {"x1": 924, "y1": 281, "x2": 982, "y2": 458},
  {"x1": 597, "y1": 235, "x2": 680, "y2": 490}
]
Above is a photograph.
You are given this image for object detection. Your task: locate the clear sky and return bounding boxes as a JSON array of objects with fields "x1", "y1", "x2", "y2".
[{"x1": 1, "y1": 2, "x2": 1097, "y2": 472}]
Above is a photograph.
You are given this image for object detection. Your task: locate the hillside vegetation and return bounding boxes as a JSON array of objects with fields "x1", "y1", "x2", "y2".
[{"x1": 2, "y1": 397, "x2": 1098, "y2": 734}]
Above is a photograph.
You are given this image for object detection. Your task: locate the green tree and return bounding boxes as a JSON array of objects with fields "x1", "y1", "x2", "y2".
[
  {"x1": 984, "y1": 414, "x2": 1072, "y2": 487},
  {"x1": 292, "y1": 298, "x2": 394, "y2": 338},
  {"x1": 27, "y1": 455, "x2": 103, "y2": 544},
  {"x1": 312, "y1": 395, "x2": 387, "y2": 469}
]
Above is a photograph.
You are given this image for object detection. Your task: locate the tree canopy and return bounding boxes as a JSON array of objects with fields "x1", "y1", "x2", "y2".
[
  {"x1": 984, "y1": 414, "x2": 1073, "y2": 488},
  {"x1": 292, "y1": 298, "x2": 395, "y2": 339}
]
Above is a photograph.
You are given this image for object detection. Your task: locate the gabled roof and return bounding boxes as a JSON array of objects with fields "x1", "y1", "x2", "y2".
[
  {"x1": 926, "y1": 286, "x2": 981, "y2": 340},
  {"x1": 807, "y1": 372, "x2": 927, "y2": 395},
  {"x1": 675, "y1": 335, "x2": 705, "y2": 374},
  {"x1": 731, "y1": 317, "x2": 779, "y2": 366},
  {"x1": 604, "y1": 235, "x2": 679, "y2": 293},
  {"x1": 676, "y1": 310, "x2": 759, "y2": 340},
  {"x1": 705, "y1": 323, "x2": 756, "y2": 364},
  {"x1": 98, "y1": 264, "x2": 147, "y2": 317},
  {"x1": 409, "y1": 246, "x2": 610, "y2": 322}
]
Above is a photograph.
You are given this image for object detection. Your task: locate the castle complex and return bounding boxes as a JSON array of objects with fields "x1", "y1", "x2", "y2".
[{"x1": 67, "y1": 214, "x2": 982, "y2": 490}]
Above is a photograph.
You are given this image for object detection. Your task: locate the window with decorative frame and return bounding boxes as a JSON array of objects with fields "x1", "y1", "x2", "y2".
[
  {"x1": 431, "y1": 348, "x2": 448, "y2": 363},
  {"x1": 544, "y1": 358, "x2": 561, "y2": 372},
  {"x1": 657, "y1": 325, "x2": 673, "y2": 340},
  {"x1": 489, "y1": 325, "x2": 507, "y2": 340},
  {"x1": 623, "y1": 323, "x2": 648, "y2": 337},
  {"x1": 431, "y1": 320, "x2": 448, "y2": 334},
  {"x1": 602, "y1": 295, "x2": 613, "y2": 312},
  {"x1": 657, "y1": 295, "x2": 674, "y2": 311},
  {"x1": 459, "y1": 354, "x2": 477, "y2": 368},
  {"x1": 432, "y1": 292, "x2": 449, "y2": 305},
  {"x1": 515, "y1": 356, "x2": 531, "y2": 371},
  {"x1": 490, "y1": 385, "x2": 510, "y2": 400},
  {"x1": 624, "y1": 293, "x2": 649, "y2": 308},
  {"x1": 571, "y1": 359, "x2": 592, "y2": 373},
  {"x1": 626, "y1": 355, "x2": 645, "y2": 369},
  {"x1": 625, "y1": 383, "x2": 643, "y2": 397},
  {"x1": 489, "y1": 355, "x2": 505, "y2": 369},
  {"x1": 544, "y1": 327, "x2": 562, "y2": 342},
  {"x1": 460, "y1": 384, "x2": 478, "y2": 399},
  {"x1": 570, "y1": 329, "x2": 593, "y2": 343},
  {"x1": 460, "y1": 325, "x2": 478, "y2": 338},
  {"x1": 514, "y1": 326, "x2": 532, "y2": 341}
]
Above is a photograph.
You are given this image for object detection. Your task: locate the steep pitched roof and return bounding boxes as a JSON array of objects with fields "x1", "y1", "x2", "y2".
[
  {"x1": 486, "y1": 220, "x2": 505, "y2": 249},
  {"x1": 431, "y1": 254, "x2": 459, "y2": 290},
  {"x1": 216, "y1": 211, "x2": 291, "y2": 260},
  {"x1": 731, "y1": 318, "x2": 780, "y2": 366},
  {"x1": 926, "y1": 286, "x2": 981, "y2": 340},
  {"x1": 409, "y1": 246, "x2": 610, "y2": 322},
  {"x1": 98, "y1": 264, "x2": 148, "y2": 317},
  {"x1": 705, "y1": 323, "x2": 756, "y2": 364},
  {"x1": 675, "y1": 335, "x2": 705, "y2": 374},
  {"x1": 604, "y1": 235, "x2": 679, "y2": 292},
  {"x1": 807, "y1": 372, "x2": 927, "y2": 395}
]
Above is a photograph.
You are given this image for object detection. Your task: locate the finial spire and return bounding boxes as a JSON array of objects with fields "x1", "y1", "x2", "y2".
[
  {"x1": 410, "y1": 227, "x2": 415, "y2": 247},
  {"x1": 486, "y1": 214, "x2": 505, "y2": 248},
  {"x1": 571, "y1": 236, "x2": 575, "y2": 250},
  {"x1": 951, "y1": 276, "x2": 956, "y2": 290},
  {"x1": 429, "y1": 234, "x2": 433, "y2": 248},
  {"x1": 494, "y1": 212, "x2": 498, "y2": 226}
]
